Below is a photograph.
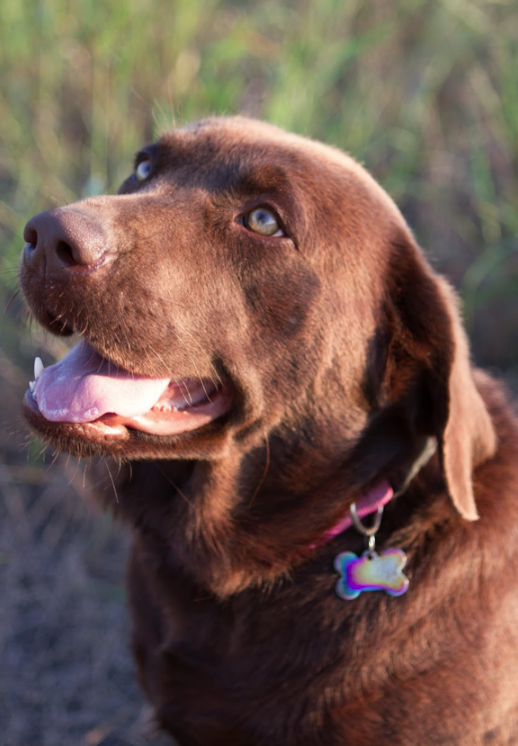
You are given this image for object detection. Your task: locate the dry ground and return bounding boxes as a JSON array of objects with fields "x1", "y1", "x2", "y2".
[{"x1": 0, "y1": 351, "x2": 173, "y2": 746}]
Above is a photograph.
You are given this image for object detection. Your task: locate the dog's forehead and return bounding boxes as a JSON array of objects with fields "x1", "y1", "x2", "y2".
[
  {"x1": 155, "y1": 117, "x2": 354, "y2": 183},
  {"x1": 160, "y1": 116, "x2": 312, "y2": 158}
]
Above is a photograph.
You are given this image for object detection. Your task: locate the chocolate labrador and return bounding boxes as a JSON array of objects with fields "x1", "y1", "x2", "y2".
[{"x1": 19, "y1": 117, "x2": 518, "y2": 745}]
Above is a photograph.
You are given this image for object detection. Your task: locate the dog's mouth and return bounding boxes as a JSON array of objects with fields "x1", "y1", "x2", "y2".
[{"x1": 24, "y1": 339, "x2": 232, "y2": 437}]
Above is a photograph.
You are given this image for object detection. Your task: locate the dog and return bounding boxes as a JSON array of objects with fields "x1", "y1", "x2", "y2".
[{"x1": 19, "y1": 117, "x2": 518, "y2": 745}]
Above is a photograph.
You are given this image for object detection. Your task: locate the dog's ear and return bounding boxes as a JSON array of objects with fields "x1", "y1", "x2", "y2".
[{"x1": 381, "y1": 231, "x2": 497, "y2": 520}]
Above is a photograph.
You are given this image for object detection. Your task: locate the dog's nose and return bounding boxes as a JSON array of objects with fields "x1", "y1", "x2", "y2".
[{"x1": 23, "y1": 208, "x2": 109, "y2": 275}]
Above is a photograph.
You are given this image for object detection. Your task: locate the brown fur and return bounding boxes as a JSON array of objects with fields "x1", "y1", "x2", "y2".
[{"x1": 20, "y1": 117, "x2": 518, "y2": 745}]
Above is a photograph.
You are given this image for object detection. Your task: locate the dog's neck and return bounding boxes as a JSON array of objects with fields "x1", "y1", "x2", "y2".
[
  {"x1": 119, "y1": 431, "x2": 438, "y2": 597},
  {"x1": 310, "y1": 436, "x2": 437, "y2": 549}
]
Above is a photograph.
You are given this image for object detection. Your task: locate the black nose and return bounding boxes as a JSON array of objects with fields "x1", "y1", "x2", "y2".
[{"x1": 23, "y1": 207, "x2": 109, "y2": 275}]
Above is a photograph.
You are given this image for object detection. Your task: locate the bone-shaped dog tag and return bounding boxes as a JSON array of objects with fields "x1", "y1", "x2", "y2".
[{"x1": 334, "y1": 549, "x2": 409, "y2": 600}]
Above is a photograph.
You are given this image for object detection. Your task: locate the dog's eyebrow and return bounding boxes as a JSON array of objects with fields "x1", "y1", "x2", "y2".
[
  {"x1": 177, "y1": 159, "x2": 292, "y2": 200},
  {"x1": 230, "y1": 163, "x2": 290, "y2": 197}
]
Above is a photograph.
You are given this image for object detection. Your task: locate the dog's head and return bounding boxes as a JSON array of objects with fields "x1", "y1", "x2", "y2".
[{"x1": 20, "y1": 117, "x2": 495, "y2": 524}]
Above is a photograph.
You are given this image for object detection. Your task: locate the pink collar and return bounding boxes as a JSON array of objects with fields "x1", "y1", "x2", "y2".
[
  {"x1": 310, "y1": 437, "x2": 438, "y2": 550},
  {"x1": 311, "y1": 479, "x2": 394, "y2": 549}
]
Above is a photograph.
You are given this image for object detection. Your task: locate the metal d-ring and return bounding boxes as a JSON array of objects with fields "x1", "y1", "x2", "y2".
[{"x1": 349, "y1": 502, "x2": 384, "y2": 557}]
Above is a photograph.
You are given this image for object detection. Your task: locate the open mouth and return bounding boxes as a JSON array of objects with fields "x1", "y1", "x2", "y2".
[{"x1": 25, "y1": 340, "x2": 232, "y2": 437}]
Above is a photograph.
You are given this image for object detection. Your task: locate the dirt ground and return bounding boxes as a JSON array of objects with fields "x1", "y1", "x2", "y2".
[{"x1": 0, "y1": 349, "x2": 173, "y2": 745}]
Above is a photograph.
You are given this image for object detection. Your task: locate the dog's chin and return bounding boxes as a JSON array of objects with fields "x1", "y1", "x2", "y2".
[{"x1": 23, "y1": 388, "x2": 234, "y2": 460}]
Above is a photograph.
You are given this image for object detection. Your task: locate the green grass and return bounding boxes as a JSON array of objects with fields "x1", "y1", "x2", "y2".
[{"x1": 1, "y1": 0, "x2": 517, "y2": 365}]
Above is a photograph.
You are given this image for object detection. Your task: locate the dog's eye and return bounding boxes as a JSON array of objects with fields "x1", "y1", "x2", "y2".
[
  {"x1": 135, "y1": 158, "x2": 151, "y2": 181},
  {"x1": 244, "y1": 208, "x2": 284, "y2": 237}
]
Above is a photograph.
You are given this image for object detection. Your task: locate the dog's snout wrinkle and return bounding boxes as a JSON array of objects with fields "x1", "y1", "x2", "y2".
[{"x1": 23, "y1": 208, "x2": 111, "y2": 276}]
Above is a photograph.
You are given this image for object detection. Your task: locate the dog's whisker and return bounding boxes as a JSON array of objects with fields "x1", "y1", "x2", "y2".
[
  {"x1": 103, "y1": 459, "x2": 120, "y2": 503},
  {"x1": 248, "y1": 433, "x2": 270, "y2": 508},
  {"x1": 153, "y1": 464, "x2": 194, "y2": 508}
]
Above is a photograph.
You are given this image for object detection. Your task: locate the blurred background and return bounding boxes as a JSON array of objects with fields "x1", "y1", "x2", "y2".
[{"x1": 0, "y1": 0, "x2": 517, "y2": 743}]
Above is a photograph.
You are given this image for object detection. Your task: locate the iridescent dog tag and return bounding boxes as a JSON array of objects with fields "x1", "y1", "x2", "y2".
[{"x1": 334, "y1": 549, "x2": 409, "y2": 600}]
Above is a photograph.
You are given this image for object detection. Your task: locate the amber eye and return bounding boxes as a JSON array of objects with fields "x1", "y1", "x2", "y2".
[
  {"x1": 135, "y1": 158, "x2": 151, "y2": 181},
  {"x1": 244, "y1": 207, "x2": 284, "y2": 237}
]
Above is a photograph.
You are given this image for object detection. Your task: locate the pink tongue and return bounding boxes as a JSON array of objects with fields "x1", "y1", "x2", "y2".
[{"x1": 34, "y1": 341, "x2": 171, "y2": 423}]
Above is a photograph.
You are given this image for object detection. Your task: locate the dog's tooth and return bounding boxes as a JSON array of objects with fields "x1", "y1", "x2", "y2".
[
  {"x1": 29, "y1": 381, "x2": 35, "y2": 392},
  {"x1": 34, "y1": 357, "x2": 44, "y2": 380},
  {"x1": 153, "y1": 403, "x2": 174, "y2": 412}
]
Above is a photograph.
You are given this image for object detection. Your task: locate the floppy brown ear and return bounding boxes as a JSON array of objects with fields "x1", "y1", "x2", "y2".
[
  {"x1": 433, "y1": 278, "x2": 497, "y2": 519},
  {"x1": 384, "y1": 233, "x2": 497, "y2": 520}
]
